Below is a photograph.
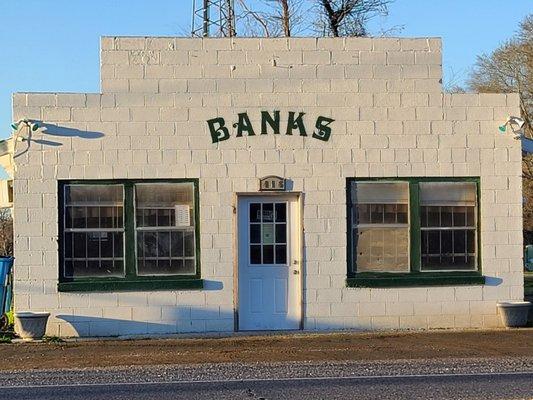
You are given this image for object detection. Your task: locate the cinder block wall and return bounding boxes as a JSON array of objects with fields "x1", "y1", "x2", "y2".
[{"x1": 12, "y1": 37, "x2": 523, "y2": 337}]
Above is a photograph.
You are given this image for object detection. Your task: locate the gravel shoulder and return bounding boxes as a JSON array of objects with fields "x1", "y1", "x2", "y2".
[
  {"x1": 0, "y1": 357, "x2": 532, "y2": 388},
  {"x1": 0, "y1": 329, "x2": 531, "y2": 372}
]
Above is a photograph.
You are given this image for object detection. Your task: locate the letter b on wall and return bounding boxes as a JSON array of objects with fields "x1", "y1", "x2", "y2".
[{"x1": 207, "y1": 117, "x2": 230, "y2": 143}]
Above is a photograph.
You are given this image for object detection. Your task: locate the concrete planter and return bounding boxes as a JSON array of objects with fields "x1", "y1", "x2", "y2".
[
  {"x1": 496, "y1": 301, "x2": 531, "y2": 328},
  {"x1": 14, "y1": 312, "x2": 50, "y2": 340}
]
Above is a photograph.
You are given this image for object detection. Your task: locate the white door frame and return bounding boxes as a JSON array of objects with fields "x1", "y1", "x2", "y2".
[{"x1": 234, "y1": 192, "x2": 303, "y2": 331}]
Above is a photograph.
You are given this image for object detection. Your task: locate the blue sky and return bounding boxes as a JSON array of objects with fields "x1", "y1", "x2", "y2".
[{"x1": 0, "y1": 0, "x2": 531, "y2": 143}]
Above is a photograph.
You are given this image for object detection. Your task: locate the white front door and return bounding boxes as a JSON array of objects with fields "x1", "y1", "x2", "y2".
[{"x1": 238, "y1": 195, "x2": 301, "y2": 331}]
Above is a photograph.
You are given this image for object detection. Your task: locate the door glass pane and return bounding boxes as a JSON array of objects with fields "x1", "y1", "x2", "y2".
[
  {"x1": 275, "y1": 224, "x2": 286, "y2": 243},
  {"x1": 249, "y1": 202, "x2": 290, "y2": 266},
  {"x1": 262, "y1": 203, "x2": 274, "y2": 222},
  {"x1": 275, "y1": 245, "x2": 287, "y2": 264},
  {"x1": 263, "y1": 224, "x2": 274, "y2": 244},
  {"x1": 250, "y1": 224, "x2": 260, "y2": 243},
  {"x1": 263, "y1": 245, "x2": 274, "y2": 264},
  {"x1": 250, "y1": 203, "x2": 261, "y2": 223},
  {"x1": 250, "y1": 245, "x2": 261, "y2": 264},
  {"x1": 275, "y1": 203, "x2": 286, "y2": 222}
]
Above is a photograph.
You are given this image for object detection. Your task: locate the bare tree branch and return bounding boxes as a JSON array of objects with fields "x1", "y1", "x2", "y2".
[
  {"x1": 316, "y1": 0, "x2": 392, "y2": 37},
  {"x1": 468, "y1": 15, "x2": 533, "y2": 231}
]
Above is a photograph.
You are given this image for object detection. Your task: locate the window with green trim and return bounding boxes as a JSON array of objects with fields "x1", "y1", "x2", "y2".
[
  {"x1": 347, "y1": 178, "x2": 483, "y2": 287},
  {"x1": 59, "y1": 179, "x2": 202, "y2": 292}
]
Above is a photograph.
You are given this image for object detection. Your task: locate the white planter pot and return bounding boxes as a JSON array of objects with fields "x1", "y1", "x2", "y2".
[
  {"x1": 496, "y1": 301, "x2": 531, "y2": 328},
  {"x1": 14, "y1": 312, "x2": 50, "y2": 340}
]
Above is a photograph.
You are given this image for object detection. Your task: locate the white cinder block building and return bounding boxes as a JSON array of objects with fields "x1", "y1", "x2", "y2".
[{"x1": 11, "y1": 36, "x2": 524, "y2": 337}]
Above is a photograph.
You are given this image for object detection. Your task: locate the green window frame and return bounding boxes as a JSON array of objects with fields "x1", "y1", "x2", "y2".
[
  {"x1": 346, "y1": 177, "x2": 485, "y2": 288},
  {"x1": 58, "y1": 179, "x2": 203, "y2": 292}
]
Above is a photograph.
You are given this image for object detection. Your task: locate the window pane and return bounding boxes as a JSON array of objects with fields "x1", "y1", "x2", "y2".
[
  {"x1": 87, "y1": 232, "x2": 100, "y2": 257},
  {"x1": 275, "y1": 203, "x2": 286, "y2": 222},
  {"x1": 68, "y1": 206, "x2": 87, "y2": 228},
  {"x1": 184, "y1": 231, "x2": 195, "y2": 257},
  {"x1": 427, "y1": 230, "x2": 440, "y2": 254},
  {"x1": 250, "y1": 245, "x2": 261, "y2": 264},
  {"x1": 420, "y1": 182, "x2": 476, "y2": 206},
  {"x1": 142, "y1": 232, "x2": 157, "y2": 258},
  {"x1": 135, "y1": 183, "x2": 194, "y2": 228},
  {"x1": 100, "y1": 207, "x2": 117, "y2": 228},
  {"x1": 453, "y1": 206, "x2": 466, "y2": 227},
  {"x1": 64, "y1": 233, "x2": 72, "y2": 258},
  {"x1": 250, "y1": 203, "x2": 261, "y2": 223},
  {"x1": 275, "y1": 224, "x2": 286, "y2": 243},
  {"x1": 171, "y1": 231, "x2": 184, "y2": 257},
  {"x1": 453, "y1": 230, "x2": 466, "y2": 253},
  {"x1": 262, "y1": 203, "x2": 274, "y2": 222},
  {"x1": 158, "y1": 232, "x2": 170, "y2": 257},
  {"x1": 397, "y1": 204, "x2": 408, "y2": 224},
  {"x1": 420, "y1": 182, "x2": 477, "y2": 271},
  {"x1": 135, "y1": 182, "x2": 197, "y2": 276},
  {"x1": 250, "y1": 224, "x2": 261, "y2": 243},
  {"x1": 63, "y1": 184, "x2": 125, "y2": 279},
  {"x1": 73, "y1": 232, "x2": 86, "y2": 258},
  {"x1": 86, "y1": 207, "x2": 99, "y2": 229},
  {"x1": 350, "y1": 181, "x2": 409, "y2": 273},
  {"x1": 441, "y1": 230, "x2": 453, "y2": 254},
  {"x1": 275, "y1": 245, "x2": 287, "y2": 264},
  {"x1": 66, "y1": 185, "x2": 122, "y2": 205},
  {"x1": 467, "y1": 230, "x2": 476, "y2": 253},
  {"x1": 370, "y1": 204, "x2": 384, "y2": 223},
  {"x1": 263, "y1": 245, "x2": 274, "y2": 264},
  {"x1": 427, "y1": 207, "x2": 440, "y2": 226},
  {"x1": 263, "y1": 224, "x2": 274, "y2": 244},
  {"x1": 351, "y1": 182, "x2": 409, "y2": 204},
  {"x1": 100, "y1": 233, "x2": 113, "y2": 258},
  {"x1": 384, "y1": 204, "x2": 396, "y2": 223},
  {"x1": 355, "y1": 228, "x2": 409, "y2": 272},
  {"x1": 113, "y1": 233, "x2": 123, "y2": 258},
  {"x1": 420, "y1": 206, "x2": 428, "y2": 228},
  {"x1": 183, "y1": 259, "x2": 196, "y2": 274},
  {"x1": 441, "y1": 206, "x2": 453, "y2": 227},
  {"x1": 355, "y1": 204, "x2": 370, "y2": 224},
  {"x1": 68, "y1": 259, "x2": 123, "y2": 278},
  {"x1": 466, "y1": 207, "x2": 475, "y2": 226}
]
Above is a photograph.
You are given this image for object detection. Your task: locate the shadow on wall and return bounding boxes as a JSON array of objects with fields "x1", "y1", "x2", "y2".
[
  {"x1": 41, "y1": 123, "x2": 105, "y2": 140},
  {"x1": 52, "y1": 280, "x2": 231, "y2": 337},
  {"x1": 56, "y1": 306, "x2": 234, "y2": 338},
  {"x1": 14, "y1": 122, "x2": 105, "y2": 157}
]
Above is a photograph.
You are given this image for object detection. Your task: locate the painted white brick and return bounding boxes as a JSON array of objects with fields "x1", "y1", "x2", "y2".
[{"x1": 13, "y1": 36, "x2": 523, "y2": 338}]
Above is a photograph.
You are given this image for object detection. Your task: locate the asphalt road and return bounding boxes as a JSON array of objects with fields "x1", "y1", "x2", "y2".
[{"x1": 2, "y1": 372, "x2": 532, "y2": 400}]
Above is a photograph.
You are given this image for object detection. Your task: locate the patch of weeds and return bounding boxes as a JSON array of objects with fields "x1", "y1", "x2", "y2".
[
  {"x1": 0, "y1": 334, "x2": 12, "y2": 343},
  {"x1": 42, "y1": 335, "x2": 65, "y2": 344},
  {"x1": 0, "y1": 331, "x2": 16, "y2": 343}
]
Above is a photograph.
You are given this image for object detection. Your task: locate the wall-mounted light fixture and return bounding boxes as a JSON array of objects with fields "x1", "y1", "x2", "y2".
[
  {"x1": 11, "y1": 119, "x2": 40, "y2": 133},
  {"x1": 498, "y1": 116, "x2": 525, "y2": 139}
]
